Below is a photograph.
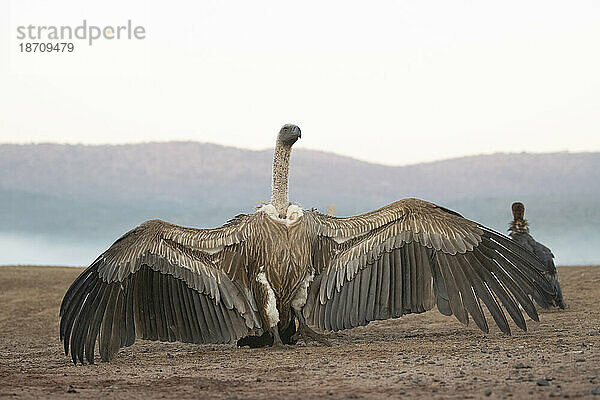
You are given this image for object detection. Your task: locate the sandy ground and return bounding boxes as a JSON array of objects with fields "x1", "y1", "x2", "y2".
[{"x1": 0, "y1": 266, "x2": 599, "y2": 399}]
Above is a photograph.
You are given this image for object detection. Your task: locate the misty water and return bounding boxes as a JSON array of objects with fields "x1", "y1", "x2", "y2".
[
  {"x1": 1, "y1": 231, "x2": 598, "y2": 267},
  {"x1": 0, "y1": 233, "x2": 113, "y2": 267}
]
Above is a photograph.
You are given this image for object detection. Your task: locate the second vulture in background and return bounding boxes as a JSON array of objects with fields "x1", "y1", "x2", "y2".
[{"x1": 509, "y1": 202, "x2": 565, "y2": 309}]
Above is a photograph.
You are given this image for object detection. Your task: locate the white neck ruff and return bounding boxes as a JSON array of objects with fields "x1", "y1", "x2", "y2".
[{"x1": 258, "y1": 203, "x2": 304, "y2": 226}]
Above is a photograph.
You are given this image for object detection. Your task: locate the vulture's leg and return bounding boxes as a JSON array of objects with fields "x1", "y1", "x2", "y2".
[
  {"x1": 292, "y1": 309, "x2": 331, "y2": 346},
  {"x1": 279, "y1": 319, "x2": 298, "y2": 345},
  {"x1": 271, "y1": 326, "x2": 284, "y2": 347}
]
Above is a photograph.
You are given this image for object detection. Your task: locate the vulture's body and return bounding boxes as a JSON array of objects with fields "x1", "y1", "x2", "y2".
[
  {"x1": 60, "y1": 125, "x2": 561, "y2": 364},
  {"x1": 508, "y1": 202, "x2": 565, "y2": 309}
]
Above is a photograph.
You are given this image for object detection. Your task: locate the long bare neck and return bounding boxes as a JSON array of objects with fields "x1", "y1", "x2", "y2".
[{"x1": 271, "y1": 140, "x2": 292, "y2": 218}]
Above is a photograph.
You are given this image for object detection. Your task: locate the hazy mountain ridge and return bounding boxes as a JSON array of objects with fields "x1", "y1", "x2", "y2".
[
  {"x1": 3, "y1": 142, "x2": 598, "y2": 201},
  {"x1": 1, "y1": 143, "x2": 599, "y2": 265}
]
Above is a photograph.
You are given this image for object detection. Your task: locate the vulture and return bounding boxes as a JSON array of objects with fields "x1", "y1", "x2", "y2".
[
  {"x1": 509, "y1": 202, "x2": 565, "y2": 308},
  {"x1": 60, "y1": 124, "x2": 560, "y2": 365}
]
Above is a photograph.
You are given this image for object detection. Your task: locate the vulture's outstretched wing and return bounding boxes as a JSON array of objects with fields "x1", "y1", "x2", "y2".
[
  {"x1": 304, "y1": 198, "x2": 557, "y2": 334},
  {"x1": 60, "y1": 216, "x2": 263, "y2": 365}
]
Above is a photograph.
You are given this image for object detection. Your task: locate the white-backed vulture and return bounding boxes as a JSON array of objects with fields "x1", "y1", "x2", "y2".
[
  {"x1": 60, "y1": 124, "x2": 559, "y2": 364},
  {"x1": 509, "y1": 202, "x2": 565, "y2": 308}
]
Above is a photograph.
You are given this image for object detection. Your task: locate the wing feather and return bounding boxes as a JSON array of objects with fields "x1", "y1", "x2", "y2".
[
  {"x1": 350, "y1": 270, "x2": 361, "y2": 327},
  {"x1": 358, "y1": 264, "x2": 371, "y2": 325},
  {"x1": 437, "y1": 252, "x2": 468, "y2": 325},
  {"x1": 461, "y1": 254, "x2": 510, "y2": 334},
  {"x1": 380, "y1": 252, "x2": 391, "y2": 319},
  {"x1": 392, "y1": 249, "x2": 403, "y2": 316},
  {"x1": 366, "y1": 257, "x2": 378, "y2": 321}
]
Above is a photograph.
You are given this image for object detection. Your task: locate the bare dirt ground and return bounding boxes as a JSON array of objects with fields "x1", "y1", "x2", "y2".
[{"x1": 0, "y1": 266, "x2": 599, "y2": 399}]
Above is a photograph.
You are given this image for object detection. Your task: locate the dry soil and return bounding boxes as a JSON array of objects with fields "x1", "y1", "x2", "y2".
[{"x1": 0, "y1": 266, "x2": 599, "y2": 399}]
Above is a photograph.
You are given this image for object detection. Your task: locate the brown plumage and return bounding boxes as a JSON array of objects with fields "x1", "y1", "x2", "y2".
[{"x1": 60, "y1": 125, "x2": 558, "y2": 365}]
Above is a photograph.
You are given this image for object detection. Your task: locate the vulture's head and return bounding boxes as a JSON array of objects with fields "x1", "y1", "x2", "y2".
[
  {"x1": 278, "y1": 124, "x2": 301, "y2": 146},
  {"x1": 511, "y1": 202, "x2": 525, "y2": 221}
]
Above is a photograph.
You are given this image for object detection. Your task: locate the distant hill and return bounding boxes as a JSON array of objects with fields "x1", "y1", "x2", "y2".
[{"x1": 0, "y1": 143, "x2": 598, "y2": 265}]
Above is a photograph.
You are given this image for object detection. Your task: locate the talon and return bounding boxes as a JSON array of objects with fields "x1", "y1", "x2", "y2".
[
  {"x1": 293, "y1": 324, "x2": 331, "y2": 346},
  {"x1": 270, "y1": 342, "x2": 291, "y2": 350}
]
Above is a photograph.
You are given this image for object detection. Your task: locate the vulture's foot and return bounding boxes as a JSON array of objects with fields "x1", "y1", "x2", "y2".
[
  {"x1": 292, "y1": 323, "x2": 331, "y2": 346},
  {"x1": 293, "y1": 310, "x2": 331, "y2": 346},
  {"x1": 269, "y1": 327, "x2": 292, "y2": 349},
  {"x1": 270, "y1": 342, "x2": 293, "y2": 350}
]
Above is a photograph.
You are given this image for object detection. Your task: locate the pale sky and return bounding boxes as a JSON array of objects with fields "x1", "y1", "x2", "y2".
[{"x1": 1, "y1": 0, "x2": 599, "y2": 165}]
